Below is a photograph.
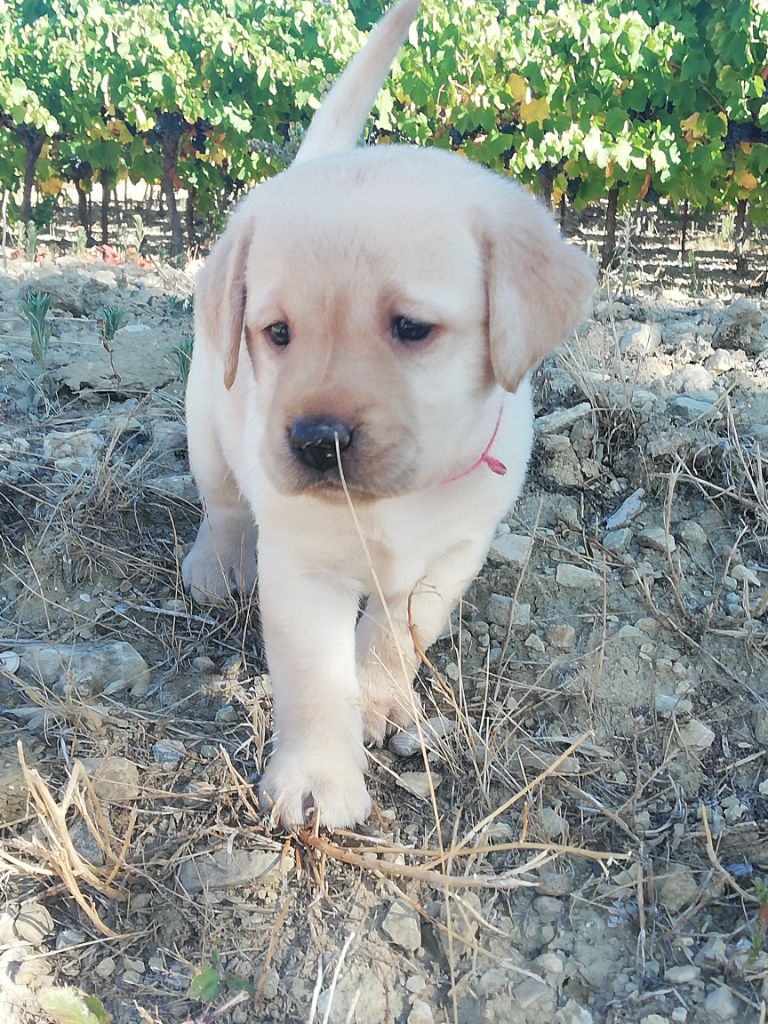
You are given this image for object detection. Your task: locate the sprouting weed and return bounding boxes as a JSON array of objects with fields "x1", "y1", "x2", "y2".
[
  {"x1": 19, "y1": 291, "x2": 52, "y2": 369},
  {"x1": 173, "y1": 335, "x2": 194, "y2": 385},
  {"x1": 751, "y1": 877, "x2": 768, "y2": 955},
  {"x1": 73, "y1": 225, "x2": 87, "y2": 256},
  {"x1": 97, "y1": 306, "x2": 127, "y2": 382}
]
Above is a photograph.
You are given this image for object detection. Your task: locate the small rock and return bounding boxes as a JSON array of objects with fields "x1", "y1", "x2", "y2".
[
  {"x1": 55, "y1": 928, "x2": 86, "y2": 950},
  {"x1": 536, "y1": 403, "x2": 592, "y2": 435},
  {"x1": 513, "y1": 977, "x2": 549, "y2": 1008},
  {"x1": 488, "y1": 533, "x2": 532, "y2": 566},
  {"x1": 152, "y1": 739, "x2": 186, "y2": 765},
  {"x1": 95, "y1": 957, "x2": 116, "y2": 978},
  {"x1": 1, "y1": 902, "x2": 54, "y2": 946},
  {"x1": 667, "y1": 364, "x2": 715, "y2": 393},
  {"x1": 78, "y1": 756, "x2": 140, "y2": 804},
  {"x1": 641, "y1": 1017, "x2": 671, "y2": 1024},
  {"x1": 524, "y1": 633, "x2": 545, "y2": 653},
  {"x1": 753, "y1": 708, "x2": 768, "y2": 747},
  {"x1": 19, "y1": 641, "x2": 150, "y2": 697},
  {"x1": 0, "y1": 650, "x2": 20, "y2": 675},
  {"x1": 556, "y1": 564, "x2": 603, "y2": 589},
  {"x1": 215, "y1": 704, "x2": 238, "y2": 724},
  {"x1": 408, "y1": 999, "x2": 434, "y2": 1024},
  {"x1": 705, "y1": 348, "x2": 742, "y2": 372},
  {"x1": 546, "y1": 624, "x2": 576, "y2": 650},
  {"x1": 556, "y1": 1000, "x2": 594, "y2": 1024},
  {"x1": 533, "y1": 896, "x2": 564, "y2": 921},
  {"x1": 678, "y1": 718, "x2": 715, "y2": 751},
  {"x1": 147, "y1": 474, "x2": 198, "y2": 503},
  {"x1": 382, "y1": 899, "x2": 421, "y2": 952},
  {"x1": 178, "y1": 849, "x2": 281, "y2": 892},
  {"x1": 606, "y1": 488, "x2": 646, "y2": 529},
  {"x1": 656, "y1": 863, "x2": 698, "y2": 913},
  {"x1": 664, "y1": 964, "x2": 700, "y2": 983},
  {"x1": 389, "y1": 717, "x2": 456, "y2": 757},
  {"x1": 620, "y1": 322, "x2": 661, "y2": 356},
  {"x1": 638, "y1": 528, "x2": 676, "y2": 554},
  {"x1": 258, "y1": 966, "x2": 279, "y2": 1001},
  {"x1": 703, "y1": 985, "x2": 739, "y2": 1020},
  {"x1": 43, "y1": 429, "x2": 104, "y2": 465},
  {"x1": 540, "y1": 806, "x2": 568, "y2": 840},
  {"x1": 604, "y1": 528, "x2": 631, "y2": 552},
  {"x1": 668, "y1": 396, "x2": 720, "y2": 423},
  {"x1": 395, "y1": 772, "x2": 441, "y2": 800},
  {"x1": 123, "y1": 957, "x2": 145, "y2": 974},
  {"x1": 68, "y1": 818, "x2": 106, "y2": 866},
  {"x1": 406, "y1": 976, "x2": 427, "y2": 994},
  {"x1": 679, "y1": 521, "x2": 707, "y2": 549},
  {"x1": 655, "y1": 694, "x2": 693, "y2": 717},
  {"x1": 731, "y1": 564, "x2": 760, "y2": 586},
  {"x1": 192, "y1": 656, "x2": 216, "y2": 673},
  {"x1": 487, "y1": 594, "x2": 530, "y2": 628},
  {"x1": 713, "y1": 298, "x2": 765, "y2": 354}
]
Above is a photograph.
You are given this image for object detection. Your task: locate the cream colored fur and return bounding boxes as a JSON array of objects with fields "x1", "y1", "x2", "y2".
[{"x1": 182, "y1": 0, "x2": 595, "y2": 828}]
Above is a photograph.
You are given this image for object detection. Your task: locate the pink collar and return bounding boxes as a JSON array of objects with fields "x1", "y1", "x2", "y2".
[{"x1": 440, "y1": 404, "x2": 507, "y2": 485}]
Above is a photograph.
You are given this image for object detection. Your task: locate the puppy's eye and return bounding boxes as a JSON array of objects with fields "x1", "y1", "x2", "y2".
[
  {"x1": 391, "y1": 316, "x2": 432, "y2": 343},
  {"x1": 266, "y1": 321, "x2": 291, "y2": 347}
]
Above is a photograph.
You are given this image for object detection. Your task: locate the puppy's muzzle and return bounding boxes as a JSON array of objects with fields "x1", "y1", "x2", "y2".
[{"x1": 289, "y1": 416, "x2": 354, "y2": 473}]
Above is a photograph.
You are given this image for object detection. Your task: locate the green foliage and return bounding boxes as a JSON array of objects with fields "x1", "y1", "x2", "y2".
[
  {"x1": 19, "y1": 290, "x2": 52, "y2": 368},
  {"x1": 1, "y1": 0, "x2": 768, "y2": 231},
  {"x1": 39, "y1": 987, "x2": 110, "y2": 1024},
  {"x1": 173, "y1": 335, "x2": 194, "y2": 385},
  {"x1": 188, "y1": 953, "x2": 254, "y2": 1003}
]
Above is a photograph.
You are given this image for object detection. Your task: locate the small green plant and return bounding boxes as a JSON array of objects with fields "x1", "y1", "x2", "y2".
[
  {"x1": 131, "y1": 213, "x2": 146, "y2": 252},
  {"x1": 751, "y1": 877, "x2": 768, "y2": 954},
  {"x1": 19, "y1": 291, "x2": 52, "y2": 369},
  {"x1": 688, "y1": 251, "x2": 700, "y2": 294},
  {"x1": 39, "y1": 986, "x2": 110, "y2": 1024},
  {"x1": 188, "y1": 952, "x2": 253, "y2": 1004},
  {"x1": 97, "y1": 305, "x2": 127, "y2": 382},
  {"x1": 173, "y1": 335, "x2": 194, "y2": 385},
  {"x1": 73, "y1": 225, "x2": 87, "y2": 256},
  {"x1": 24, "y1": 222, "x2": 38, "y2": 262}
]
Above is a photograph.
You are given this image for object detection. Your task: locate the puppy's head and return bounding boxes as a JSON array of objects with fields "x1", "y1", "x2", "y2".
[{"x1": 196, "y1": 148, "x2": 595, "y2": 500}]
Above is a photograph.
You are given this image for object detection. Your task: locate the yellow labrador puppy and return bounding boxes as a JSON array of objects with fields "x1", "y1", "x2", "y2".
[{"x1": 183, "y1": 0, "x2": 595, "y2": 828}]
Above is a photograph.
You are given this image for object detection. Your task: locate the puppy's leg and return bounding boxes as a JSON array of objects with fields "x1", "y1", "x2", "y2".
[
  {"x1": 358, "y1": 536, "x2": 492, "y2": 746},
  {"x1": 182, "y1": 401, "x2": 257, "y2": 604},
  {"x1": 258, "y1": 542, "x2": 370, "y2": 829}
]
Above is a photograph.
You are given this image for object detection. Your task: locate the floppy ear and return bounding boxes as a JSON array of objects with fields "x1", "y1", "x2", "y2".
[
  {"x1": 484, "y1": 182, "x2": 596, "y2": 392},
  {"x1": 195, "y1": 211, "x2": 254, "y2": 390}
]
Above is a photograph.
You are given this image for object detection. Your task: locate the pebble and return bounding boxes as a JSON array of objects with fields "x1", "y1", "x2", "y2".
[
  {"x1": 731, "y1": 563, "x2": 760, "y2": 586},
  {"x1": 656, "y1": 863, "x2": 698, "y2": 913},
  {"x1": 620, "y1": 322, "x2": 661, "y2": 355},
  {"x1": 556, "y1": 564, "x2": 603, "y2": 589},
  {"x1": 533, "y1": 896, "x2": 564, "y2": 920},
  {"x1": 655, "y1": 694, "x2": 693, "y2": 717},
  {"x1": 43, "y1": 429, "x2": 104, "y2": 465},
  {"x1": 703, "y1": 985, "x2": 739, "y2": 1020},
  {"x1": 215, "y1": 704, "x2": 238, "y2": 723},
  {"x1": 605, "y1": 488, "x2": 645, "y2": 529},
  {"x1": 78, "y1": 756, "x2": 140, "y2": 803},
  {"x1": 677, "y1": 718, "x2": 715, "y2": 751},
  {"x1": 679, "y1": 521, "x2": 707, "y2": 548},
  {"x1": 389, "y1": 716, "x2": 456, "y2": 757},
  {"x1": 488, "y1": 532, "x2": 532, "y2": 566},
  {"x1": 713, "y1": 297, "x2": 765, "y2": 354},
  {"x1": 668, "y1": 396, "x2": 720, "y2": 423},
  {"x1": 546, "y1": 624, "x2": 576, "y2": 650},
  {"x1": 638, "y1": 527, "x2": 676, "y2": 554},
  {"x1": 0, "y1": 902, "x2": 54, "y2": 946},
  {"x1": 382, "y1": 899, "x2": 421, "y2": 952},
  {"x1": 487, "y1": 594, "x2": 530, "y2": 628},
  {"x1": 407, "y1": 999, "x2": 434, "y2": 1024},
  {"x1": 406, "y1": 976, "x2": 427, "y2": 994},
  {"x1": 95, "y1": 957, "x2": 116, "y2": 978},
  {"x1": 18, "y1": 641, "x2": 150, "y2": 697},
  {"x1": 556, "y1": 1000, "x2": 593, "y2": 1024},
  {"x1": 178, "y1": 849, "x2": 281, "y2": 892},
  {"x1": 536, "y1": 402, "x2": 592, "y2": 435},
  {"x1": 152, "y1": 739, "x2": 186, "y2": 765},
  {"x1": 0, "y1": 650, "x2": 20, "y2": 675},
  {"x1": 513, "y1": 977, "x2": 549, "y2": 1008},
  {"x1": 192, "y1": 656, "x2": 216, "y2": 673},
  {"x1": 664, "y1": 964, "x2": 700, "y2": 983},
  {"x1": 524, "y1": 633, "x2": 545, "y2": 653},
  {"x1": 604, "y1": 528, "x2": 631, "y2": 552},
  {"x1": 395, "y1": 771, "x2": 441, "y2": 800}
]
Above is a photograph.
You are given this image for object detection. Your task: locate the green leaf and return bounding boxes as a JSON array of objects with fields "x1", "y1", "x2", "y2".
[
  {"x1": 39, "y1": 988, "x2": 110, "y2": 1024},
  {"x1": 188, "y1": 965, "x2": 222, "y2": 1003}
]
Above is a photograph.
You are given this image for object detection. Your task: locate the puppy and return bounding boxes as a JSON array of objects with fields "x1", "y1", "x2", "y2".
[{"x1": 182, "y1": 0, "x2": 595, "y2": 828}]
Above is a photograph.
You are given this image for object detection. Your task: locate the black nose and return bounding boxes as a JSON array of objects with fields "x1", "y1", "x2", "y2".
[{"x1": 288, "y1": 417, "x2": 354, "y2": 472}]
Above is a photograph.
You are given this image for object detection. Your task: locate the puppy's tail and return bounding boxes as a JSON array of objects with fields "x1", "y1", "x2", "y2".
[{"x1": 295, "y1": 0, "x2": 419, "y2": 164}]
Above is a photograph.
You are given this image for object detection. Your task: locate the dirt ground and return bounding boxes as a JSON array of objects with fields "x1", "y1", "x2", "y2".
[{"x1": 2, "y1": 221, "x2": 768, "y2": 1024}]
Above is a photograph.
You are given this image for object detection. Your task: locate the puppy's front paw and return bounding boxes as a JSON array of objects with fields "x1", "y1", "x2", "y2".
[
  {"x1": 361, "y1": 677, "x2": 422, "y2": 748},
  {"x1": 259, "y1": 748, "x2": 371, "y2": 830},
  {"x1": 182, "y1": 528, "x2": 256, "y2": 604}
]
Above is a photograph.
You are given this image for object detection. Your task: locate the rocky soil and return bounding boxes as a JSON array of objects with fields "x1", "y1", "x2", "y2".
[{"x1": 2, "y1": 249, "x2": 768, "y2": 1024}]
